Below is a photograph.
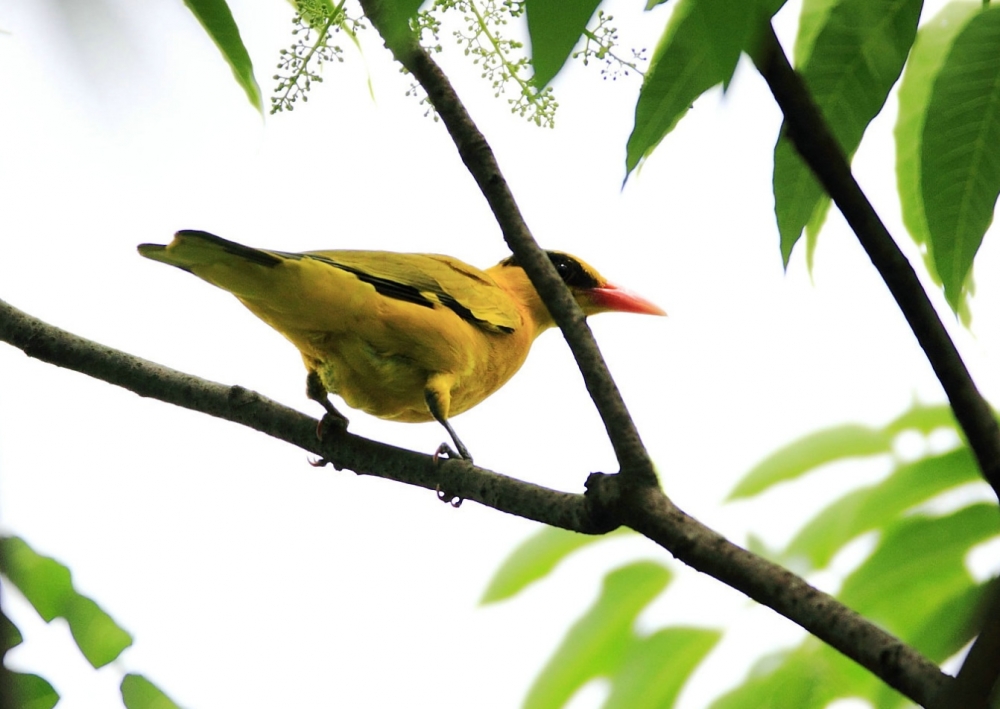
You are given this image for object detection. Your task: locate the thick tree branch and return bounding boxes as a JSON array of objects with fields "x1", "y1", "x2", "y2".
[
  {"x1": 0, "y1": 297, "x2": 951, "y2": 705},
  {"x1": 356, "y1": 0, "x2": 657, "y2": 489},
  {"x1": 753, "y1": 25, "x2": 1000, "y2": 501}
]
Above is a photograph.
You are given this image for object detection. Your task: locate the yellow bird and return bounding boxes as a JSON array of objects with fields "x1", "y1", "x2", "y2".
[{"x1": 138, "y1": 230, "x2": 664, "y2": 461}]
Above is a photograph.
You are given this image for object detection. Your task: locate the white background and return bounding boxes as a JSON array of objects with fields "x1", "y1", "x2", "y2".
[{"x1": 1, "y1": 0, "x2": 998, "y2": 707}]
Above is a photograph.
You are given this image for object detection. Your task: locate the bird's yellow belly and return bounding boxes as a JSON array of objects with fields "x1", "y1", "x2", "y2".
[{"x1": 301, "y1": 329, "x2": 523, "y2": 424}]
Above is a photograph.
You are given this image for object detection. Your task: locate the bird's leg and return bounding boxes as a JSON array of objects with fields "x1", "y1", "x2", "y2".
[
  {"x1": 424, "y1": 389, "x2": 472, "y2": 462},
  {"x1": 425, "y1": 388, "x2": 470, "y2": 507},
  {"x1": 306, "y1": 370, "x2": 349, "y2": 436},
  {"x1": 306, "y1": 371, "x2": 350, "y2": 468}
]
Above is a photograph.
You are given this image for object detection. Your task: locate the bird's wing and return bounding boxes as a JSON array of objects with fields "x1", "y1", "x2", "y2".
[{"x1": 300, "y1": 250, "x2": 521, "y2": 333}]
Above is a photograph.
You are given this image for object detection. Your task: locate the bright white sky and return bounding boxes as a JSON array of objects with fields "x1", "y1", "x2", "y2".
[{"x1": 1, "y1": 1, "x2": 997, "y2": 708}]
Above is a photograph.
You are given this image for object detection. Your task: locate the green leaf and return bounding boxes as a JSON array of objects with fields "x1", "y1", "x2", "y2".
[
  {"x1": 920, "y1": 5, "x2": 1000, "y2": 311},
  {"x1": 523, "y1": 561, "x2": 672, "y2": 709},
  {"x1": 0, "y1": 536, "x2": 132, "y2": 668},
  {"x1": 838, "y1": 503, "x2": 1000, "y2": 635},
  {"x1": 3, "y1": 604, "x2": 23, "y2": 653},
  {"x1": 604, "y1": 627, "x2": 721, "y2": 709},
  {"x1": 121, "y1": 673, "x2": 182, "y2": 709},
  {"x1": 626, "y1": 0, "x2": 766, "y2": 176},
  {"x1": 526, "y1": 0, "x2": 602, "y2": 88},
  {"x1": 792, "y1": 0, "x2": 840, "y2": 67},
  {"x1": 774, "y1": 0, "x2": 922, "y2": 265},
  {"x1": 895, "y1": 2, "x2": 981, "y2": 291},
  {"x1": 728, "y1": 424, "x2": 890, "y2": 500},
  {"x1": 783, "y1": 447, "x2": 982, "y2": 569},
  {"x1": 480, "y1": 526, "x2": 631, "y2": 604},
  {"x1": 64, "y1": 594, "x2": 134, "y2": 669},
  {"x1": 728, "y1": 402, "x2": 957, "y2": 500},
  {"x1": 182, "y1": 0, "x2": 262, "y2": 112},
  {"x1": 710, "y1": 641, "x2": 866, "y2": 709},
  {"x1": 7, "y1": 672, "x2": 60, "y2": 709},
  {"x1": 0, "y1": 537, "x2": 74, "y2": 622}
]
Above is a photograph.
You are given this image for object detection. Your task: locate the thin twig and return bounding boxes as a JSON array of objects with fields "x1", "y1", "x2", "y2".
[{"x1": 752, "y1": 25, "x2": 1000, "y2": 501}]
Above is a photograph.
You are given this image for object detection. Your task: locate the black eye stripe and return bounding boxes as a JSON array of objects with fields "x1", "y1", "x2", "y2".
[
  {"x1": 547, "y1": 253, "x2": 599, "y2": 289},
  {"x1": 500, "y1": 252, "x2": 600, "y2": 290}
]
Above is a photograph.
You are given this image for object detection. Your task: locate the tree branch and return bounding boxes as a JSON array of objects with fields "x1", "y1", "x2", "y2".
[
  {"x1": 0, "y1": 296, "x2": 951, "y2": 705},
  {"x1": 356, "y1": 0, "x2": 657, "y2": 489},
  {"x1": 752, "y1": 25, "x2": 1000, "y2": 501}
]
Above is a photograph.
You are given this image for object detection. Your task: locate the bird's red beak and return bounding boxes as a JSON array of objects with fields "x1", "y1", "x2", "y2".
[{"x1": 589, "y1": 283, "x2": 666, "y2": 316}]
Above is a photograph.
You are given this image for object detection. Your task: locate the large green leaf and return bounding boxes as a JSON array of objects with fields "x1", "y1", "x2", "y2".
[
  {"x1": 121, "y1": 673, "x2": 182, "y2": 709},
  {"x1": 783, "y1": 447, "x2": 981, "y2": 569},
  {"x1": 604, "y1": 627, "x2": 721, "y2": 709},
  {"x1": 480, "y1": 526, "x2": 631, "y2": 604},
  {"x1": 625, "y1": 0, "x2": 767, "y2": 176},
  {"x1": 773, "y1": 0, "x2": 922, "y2": 265},
  {"x1": 920, "y1": 5, "x2": 1000, "y2": 311},
  {"x1": 728, "y1": 423, "x2": 891, "y2": 500},
  {"x1": 838, "y1": 503, "x2": 1000, "y2": 633},
  {"x1": 183, "y1": 0, "x2": 262, "y2": 112},
  {"x1": 0, "y1": 536, "x2": 132, "y2": 668},
  {"x1": 523, "y1": 561, "x2": 672, "y2": 709},
  {"x1": 895, "y1": 3, "x2": 980, "y2": 287},
  {"x1": 728, "y1": 402, "x2": 955, "y2": 500},
  {"x1": 526, "y1": 0, "x2": 602, "y2": 88}
]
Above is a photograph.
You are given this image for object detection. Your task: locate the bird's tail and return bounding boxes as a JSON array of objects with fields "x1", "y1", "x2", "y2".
[{"x1": 138, "y1": 230, "x2": 282, "y2": 271}]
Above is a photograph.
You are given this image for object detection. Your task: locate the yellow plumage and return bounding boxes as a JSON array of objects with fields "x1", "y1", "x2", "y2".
[{"x1": 139, "y1": 230, "x2": 664, "y2": 459}]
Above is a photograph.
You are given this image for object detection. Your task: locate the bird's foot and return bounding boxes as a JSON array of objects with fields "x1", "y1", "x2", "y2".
[
  {"x1": 436, "y1": 483, "x2": 463, "y2": 508},
  {"x1": 433, "y1": 441, "x2": 473, "y2": 465},
  {"x1": 433, "y1": 443, "x2": 467, "y2": 507},
  {"x1": 316, "y1": 410, "x2": 350, "y2": 441}
]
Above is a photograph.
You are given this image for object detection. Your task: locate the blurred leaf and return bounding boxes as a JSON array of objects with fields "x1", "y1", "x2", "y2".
[
  {"x1": 784, "y1": 447, "x2": 981, "y2": 569},
  {"x1": 121, "y1": 673, "x2": 182, "y2": 709},
  {"x1": 526, "y1": 0, "x2": 602, "y2": 88},
  {"x1": 895, "y1": 2, "x2": 980, "y2": 295},
  {"x1": 2, "y1": 605, "x2": 24, "y2": 651},
  {"x1": 774, "y1": 0, "x2": 922, "y2": 265},
  {"x1": 728, "y1": 424, "x2": 890, "y2": 500},
  {"x1": 882, "y1": 402, "x2": 956, "y2": 436},
  {"x1": 524, "y1": 561, "x2": 672, "y2": 709},
  {"x1": 182, "y1": 0, "x2": 262, "y2": 112},
  {"x1": 371, "y1": 0, "x2": 423, "y2": 55},
  {"x1": 0, "y1": 537, "x2": 74, "y2": 622},
  {"x1": 626, "y1": 0, "x2": 767, "y2": 176},
  {"x1": 481, "y1": 527, "x2": 631, "y2": 604},
  {"x1": 710, "y1": 640, "x2": 867, "y2": 709},
  {"x1": 839, "y1": 503, "x2": 1000, "y2": 633},
  {"x1": 920, "y1": 5, "x2": 1000, "y2": 311},
  {"x1": 604, "y1": 627, "x2": 721, "y2": 709},
  {"x1": 0, "y1": 536, "x2": 132, "y2": 668},
  {"x1": 729, "y1": 402, "x2": 957, "y2": 500},
  {"x1": 64, "y1": 595, "x2": 134, "y2": 669},
  {"x1": 6, "y1": 672, "x2": 60, "y2": 709}
]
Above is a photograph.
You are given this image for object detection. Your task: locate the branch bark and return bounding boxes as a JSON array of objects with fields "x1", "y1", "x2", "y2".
[
  {"x1": 752, "y1": 25, "x2": 1000, "y2": 502},
  {"x1": 0, "y1": 297, "x2": 951, "y2": 706}
]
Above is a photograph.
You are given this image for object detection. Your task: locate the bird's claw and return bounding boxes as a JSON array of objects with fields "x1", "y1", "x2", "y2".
[{"x1": 316, "y1": 411, "x2": 350, "y2": 441}]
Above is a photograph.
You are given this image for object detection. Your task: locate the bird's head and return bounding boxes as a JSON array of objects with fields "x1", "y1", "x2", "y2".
[{"x1": 492, "y1": 251, "x2": 665, "y2": 330}]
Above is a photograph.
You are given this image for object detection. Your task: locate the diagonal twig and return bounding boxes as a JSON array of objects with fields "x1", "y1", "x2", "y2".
[
  {"x1": 752, "y1": 25, "x2": 1000, "y2": 502},
  {"x1": 356, "y1": 0, "x2": 658, "y2": 489}
]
